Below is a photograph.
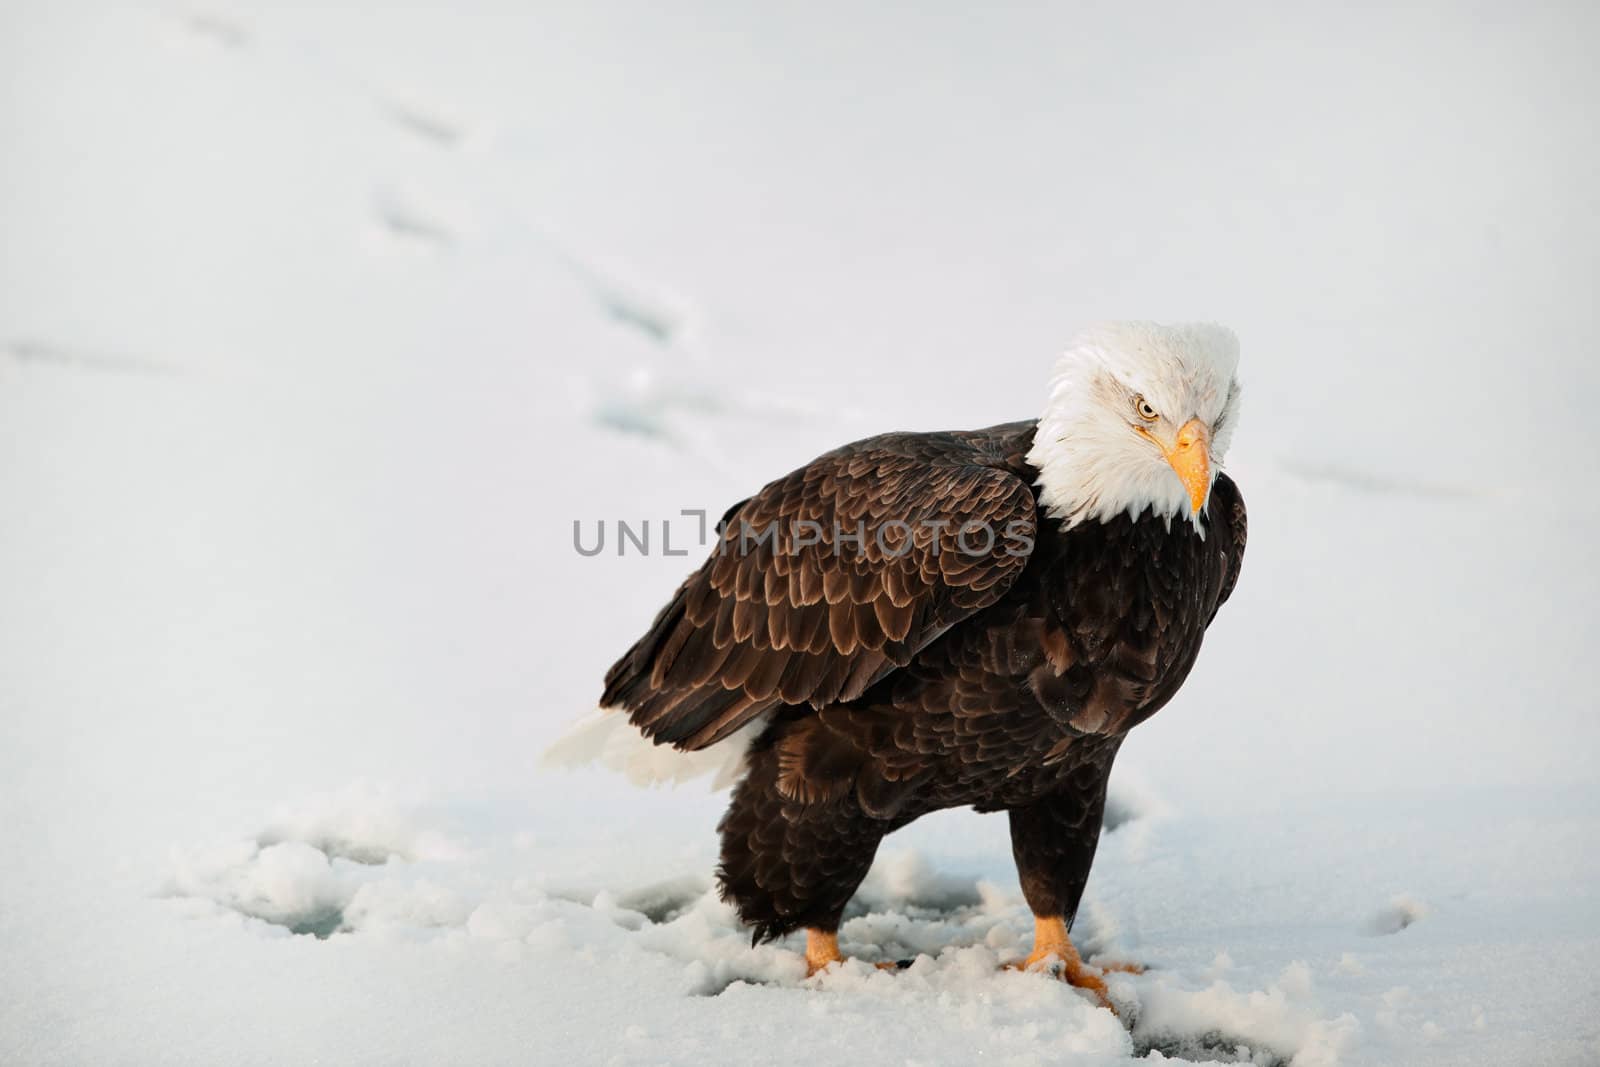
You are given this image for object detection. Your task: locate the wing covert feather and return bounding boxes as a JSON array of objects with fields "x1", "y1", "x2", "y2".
[{"x1": 601, "y1": 424, "x2": 1039, "y2": 750}]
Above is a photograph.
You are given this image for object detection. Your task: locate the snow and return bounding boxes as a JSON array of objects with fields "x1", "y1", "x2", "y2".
[{"x1": 3, "y1": 2, "x2": 1599, "y2": 1065}]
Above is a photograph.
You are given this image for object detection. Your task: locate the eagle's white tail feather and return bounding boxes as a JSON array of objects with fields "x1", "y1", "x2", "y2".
[{"x1": 541, "y1": 709, "x2": 760, "y2": 790}]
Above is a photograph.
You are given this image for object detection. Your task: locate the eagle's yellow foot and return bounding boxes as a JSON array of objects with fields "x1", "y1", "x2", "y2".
[
  {"x1": 1006, "y1": 916, "x2": 1117, "y2": 1011},
  {"x1": 804, "y1": 929, "x2": 902, "y2": 976},
  {"x1": 805, "y1": 929, "x2": 845, "y2": 975},
  {"x1": 1095, "y1": 958, "x2": 1146, "y2": 975}
]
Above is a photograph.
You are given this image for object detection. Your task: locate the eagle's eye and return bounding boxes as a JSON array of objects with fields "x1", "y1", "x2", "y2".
[{"x1": 1133, "y1": 395, "x2": 1159, "y2": 422}]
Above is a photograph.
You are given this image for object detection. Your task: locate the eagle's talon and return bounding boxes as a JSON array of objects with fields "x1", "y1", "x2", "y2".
[
  {"x1": 1005, "y1": 955, "x2": 1115, "y2": 1010},
  {"x1": 1005, "y1": 917, "x2": 1120, "y2": 1012}
]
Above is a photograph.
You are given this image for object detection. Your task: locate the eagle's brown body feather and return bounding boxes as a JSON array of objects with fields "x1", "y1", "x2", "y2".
[{"x1": 602, "y1": 420, "x2": 1246, "y2": 943}]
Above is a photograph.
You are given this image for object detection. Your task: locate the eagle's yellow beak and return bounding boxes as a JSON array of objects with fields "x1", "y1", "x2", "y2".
[{"x1": 1163, "y1": 418, "x2": 1211, "y2": 514}]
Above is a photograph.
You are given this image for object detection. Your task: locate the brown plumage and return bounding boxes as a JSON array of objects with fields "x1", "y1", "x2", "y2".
[{"x1": 600, "y1": 418, "x2": 1246, "y2": 950}]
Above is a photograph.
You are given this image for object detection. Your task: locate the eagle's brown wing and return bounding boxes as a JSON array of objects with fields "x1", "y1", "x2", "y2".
[
  {"x1": 601, "y1": 424, "x2": 1039, "y2": 750},
  {"x1": 1209, "y1": 472, "x2": 1248, "y2": 623}
]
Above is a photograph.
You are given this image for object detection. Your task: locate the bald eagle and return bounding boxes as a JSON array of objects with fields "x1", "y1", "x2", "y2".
[{"x1": 571, "y1": 322, "x2": 1246, "y2": 1004}]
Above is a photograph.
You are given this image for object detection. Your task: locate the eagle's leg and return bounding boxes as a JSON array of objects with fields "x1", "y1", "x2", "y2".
[
  {"x1": 1006, "y1": 754, "x2": 1133, "y2": 1008},
  {"x1": 716, "y1": 736, "x2": 888, "y2": 974}
]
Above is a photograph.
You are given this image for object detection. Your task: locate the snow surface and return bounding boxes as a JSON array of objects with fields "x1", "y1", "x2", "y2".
[{"x1": 3, "y1": 2, "x2": 1599, "y2": 1064}]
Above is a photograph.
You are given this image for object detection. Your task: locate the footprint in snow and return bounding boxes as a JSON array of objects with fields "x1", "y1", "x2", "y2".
[
  {"x1": 1363, "y1": 894, "x2": 1429, "y2": 935},
  {"x1": 163, "y1": 785, "x2": 466, "y2": 939}
]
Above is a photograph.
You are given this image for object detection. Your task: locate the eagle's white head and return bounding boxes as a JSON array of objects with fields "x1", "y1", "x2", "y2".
[{"x1": 1027, "y1": 321, "x2": 1241, "y2": 531}]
